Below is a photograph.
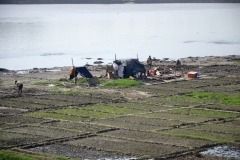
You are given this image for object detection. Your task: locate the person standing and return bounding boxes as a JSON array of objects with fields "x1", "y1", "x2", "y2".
[
  {"x1": 147, "y1": 55, "x2": 152, "y2": 69},
  {"x1": 118, "y1": 64, "x2": 124, "y2": 78},
  {"x1": 15, "y1": 80, "x2": 23, "y2": 94}
]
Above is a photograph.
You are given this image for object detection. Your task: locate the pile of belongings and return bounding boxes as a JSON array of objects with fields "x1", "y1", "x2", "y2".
[{"x1": 147, "y1": 66, "x2": 181, "y2": 80}]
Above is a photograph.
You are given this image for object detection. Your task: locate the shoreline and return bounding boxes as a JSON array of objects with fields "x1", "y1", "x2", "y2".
[
  {"x1": 0, "y1": 53, "x2": 240, "y2": 159},
  {"x1": 0, "y1": 55, "x2": 239, "y2": 75}
]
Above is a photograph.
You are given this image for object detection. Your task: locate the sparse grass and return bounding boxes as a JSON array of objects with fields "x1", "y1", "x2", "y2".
[
  {"x1": 0, "y1": 150, "x2": 75, "y2": 160},
  {"x1": 49, "y1": 89, "x2": 84, "y2": 95},
  {"x1": 103, "y1": 79, "x2": 143, "y2": 87},
  {"x1": 53, "y1": 108, "x2": 119, "y2": 118},
  {"x1": 170, "y1": 108, "x2": 240, "y2": 118},
  {"x1": 29, "y1": 112, "x2": 89, "y2": 122},
  {"x1": 33, "y1": 81, "x2": 64, "y2": 86},
  {"x1": 182, "y1": 92, "x2": 240, "y2": 106},
  {"x1": 77, "y1": 78, "x2": 104, "y2": 84},
  {"x1": 161, "y1": 128, "x2": 239, "y2": 144},
  {"x1": 83, "y1": 105, "x2": 145, "y2": 114},
  {"x1": 29, "y1": 108, "x2": 120, "y2": 121},
  {"x1": 233, "y1": 62, "x2": 240, "y2": 65},
  {"x1": 0, "y1": 151, "x2": 35, "y2": 160},
  {"x1": 0, "y1": 79, "x2": 2, "y2": 86}
]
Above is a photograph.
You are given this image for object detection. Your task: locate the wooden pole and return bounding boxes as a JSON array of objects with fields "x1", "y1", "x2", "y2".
[
  {"x1": 114, "y1": 54, "x2": 117, "y2": 77},
  {"x1": 72, "y1": 58, "x2": 76, "y2": 84},
  {"x1": 137, "y1": 54, "x2": 138, "y2": 60}
]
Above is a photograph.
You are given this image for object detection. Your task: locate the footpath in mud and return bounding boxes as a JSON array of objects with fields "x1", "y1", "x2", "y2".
[{"x1": 0, "y1": 55, "x2": 240, "y2": 159}]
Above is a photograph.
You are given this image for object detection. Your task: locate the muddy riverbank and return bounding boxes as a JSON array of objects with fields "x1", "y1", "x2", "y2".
[{"x1": 0, "y1": 55, "x2": 240, "y2": 159}]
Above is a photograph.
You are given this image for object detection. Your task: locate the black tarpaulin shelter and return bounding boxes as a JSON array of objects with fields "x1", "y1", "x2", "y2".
[{"x1": 114, "y1": 59, "x2": 146, "y2": 78}]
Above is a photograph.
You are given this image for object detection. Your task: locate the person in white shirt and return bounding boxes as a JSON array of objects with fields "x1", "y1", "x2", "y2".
[
  {"x1": 15, "y1": 80, "x2": 23, "y2": 94},
  {"x1": 118, "y1": 64, "x2": 124, "y2": 78}
]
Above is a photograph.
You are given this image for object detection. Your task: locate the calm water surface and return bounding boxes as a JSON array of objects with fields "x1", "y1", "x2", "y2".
[{"x1": 0, "y1": 4, "x2": 240, "y2": 70}]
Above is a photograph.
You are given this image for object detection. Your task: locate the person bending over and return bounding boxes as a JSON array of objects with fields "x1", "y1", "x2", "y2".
[{"x1": 15, "y1": 80, "x2": 23, "y2": 94}]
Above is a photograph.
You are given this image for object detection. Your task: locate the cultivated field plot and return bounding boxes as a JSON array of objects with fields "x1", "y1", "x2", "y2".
[
  {"x1": 8, "y1": 97, "x2": 78, "y2": 107},
  {"x1": 101, "y1": 129, "x2": 216, "y2": 148},
  {"x1": 4, "y1": 125, "x2": 83, "y2": 138},
  {"x1": 161, "y1": 127, "x2": 240, "y2": 145},
  {"x1": 65, "y1": 136, "x2": 188, "y2": 159},
  {"x1": 140, "y1": 96, "x2": 200, "y2": 107},
  {"x1": 29, "y1": 143, "x2": 133, "y2": 160},
  {"x1": 112, "y1": 102, "x2": 174, "y2": 112},
  {"x1": 92, "y1": 115, "x2": 185, "y2": 131},
  {"x1": 0, "y1": 106, "x2": 28, "y2": 114},
  {"x1": 28, "y1": 104, "x2": 149, "y2": 122},
  {"x1": 194, "y1": 104, "x2": 240, "y2": 112},
  {"x1": 143, "y1": 112, "x2": 215, "y2": 123},
  {"x1": 38, "y1": 94, "x2": 112, "y2": 104},
  {"x1": 0, "y1": 131, "x2": 49, "y2": 149},
  {"x1": 40, "y1": 120, "x2": 116, "y2": 134},
  {"x1": 0, "y1": 115, "x2": 46, "y2": 127},
  {"x1": 0, "y1": 99, "x2": 54, "y2": 110}
]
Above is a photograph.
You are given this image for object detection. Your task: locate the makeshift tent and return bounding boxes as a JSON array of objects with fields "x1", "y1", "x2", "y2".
[
  {"x1": 69, "y1": 66, "x2": 99, "y2": 86},
  {"x1": 69, "y1": 66, "x2": 93, "y2": 79},
  {"x1": 114, "y1": 59, "x2": 146, "y2": 78}
]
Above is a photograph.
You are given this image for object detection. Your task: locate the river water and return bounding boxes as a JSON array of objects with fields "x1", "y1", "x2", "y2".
[{"x1": 0, "y1": 3, "x2": 240, "y2": 70}]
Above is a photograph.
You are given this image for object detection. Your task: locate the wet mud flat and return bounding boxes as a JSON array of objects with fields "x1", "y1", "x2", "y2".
[{"x1": 0, "y1": 56, "x2": 240, "y2": 159}]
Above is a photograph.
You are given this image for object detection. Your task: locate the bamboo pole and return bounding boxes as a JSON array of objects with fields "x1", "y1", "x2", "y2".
[{"x1": 72, "y1": 58, "x2": 76, "y2": 84}]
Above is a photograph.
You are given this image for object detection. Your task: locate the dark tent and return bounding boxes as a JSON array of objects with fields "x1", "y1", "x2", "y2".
[{"x1": 114, "y1": 59, "x2": 146, "y2": 78}]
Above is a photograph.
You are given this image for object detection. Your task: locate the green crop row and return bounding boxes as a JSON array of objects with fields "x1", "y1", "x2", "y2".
[
  {"x1": 33, "y1": 81, "x2": 64, "y2": 86},
  {"x1": 176, "y1": 92, "x2": 240, "y2": 106},
  {"x1": 103, "y1": 79, "x2": 143, "y2": 87}
]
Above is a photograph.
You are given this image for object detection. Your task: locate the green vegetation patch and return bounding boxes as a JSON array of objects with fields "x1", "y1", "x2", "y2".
[
  {"x1": 0, "y1": 151, "x2": 35, "y2": 160},
  {"x1": 0, "y1": 79, "x2": 2, "y2": 86},
  {"x1": 83, "y1": 105, "x2": 145, "y2": 114},
  {"x1": 103, "y1": 79, "x2": 143, "y2": 87},
  {"x1": 141, "y1": 96, "x2": 197, "y2": 107},
  {"x1": 0, "y1": 150, "x2": 74, "y2": 160},
  {"x1": 144, "y1": 112, "x2": 214, "y2": 123},
  {"x1": 161, "y1": 128, "x2": 239, "y2": 144},
  {"x1": 170, "y1": 108, "x2": 239, "y2": 119},
  {"x1": 113, "y1": 102, "x2": 172, "y2": 112},
  {"x1": 183, "y1": 92, "x2": 240, "y2": 106},
  {"x1": 77, "y1": 78, "x2": 105, "y2": 84},
  {"x1": 193, "y1": 124, "x2": 240, "y2": 135},
  {"x1": 33, "y1": 81, "x2": 64, "y2": 86}
]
